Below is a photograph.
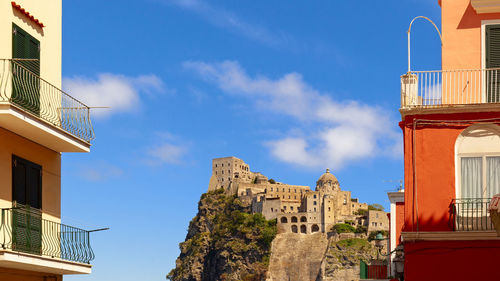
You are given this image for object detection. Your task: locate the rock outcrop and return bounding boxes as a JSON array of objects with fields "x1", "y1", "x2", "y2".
[
  {"x1": 167, "y1": 189, "x2": 276, "y2": 281},
  {"x1": 267, "y1": 232, "x2": 328, "y2": 281},
  {"x1": 169, "y1": 189, "x2": 382, "y2": 281}
]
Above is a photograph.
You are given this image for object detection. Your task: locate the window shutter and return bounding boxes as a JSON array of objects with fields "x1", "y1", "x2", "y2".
[{"x1": 486, "y1": 25, "x2": 500, "y2": 102}]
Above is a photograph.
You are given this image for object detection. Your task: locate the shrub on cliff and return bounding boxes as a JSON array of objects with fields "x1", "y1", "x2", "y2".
[
  {"x1": 333, "y1": 223, "x2": 356, "y2": 233},
  {"x1": 167, "y1": 189, "x2": 277, "y2": 281}
]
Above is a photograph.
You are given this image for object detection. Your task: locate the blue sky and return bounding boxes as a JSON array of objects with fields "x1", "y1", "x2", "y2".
[{"x1": 60, "y1": 0, "x2": 441, "y2": 280}]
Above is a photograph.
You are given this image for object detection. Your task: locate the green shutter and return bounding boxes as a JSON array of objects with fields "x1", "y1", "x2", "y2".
[
  {"x1": 12, "y1": 24, "x2": 40, "y2": 115},
  {"x1": 486, "y1": 25, "x2": 500, "y2": 102}
]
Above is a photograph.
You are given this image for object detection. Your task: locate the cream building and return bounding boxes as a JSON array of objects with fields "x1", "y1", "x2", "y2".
[
  {"x1": 206, "y1": 157, "x2": 382, "y2": 235},
  {"x1": 0, "y1": 1, "x2": 97, "y2": 280}
]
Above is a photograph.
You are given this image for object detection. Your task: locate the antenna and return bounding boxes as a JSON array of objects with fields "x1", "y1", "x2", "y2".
[{"x1": 383, "y1": 180, "x2": 403, "y2": 191}]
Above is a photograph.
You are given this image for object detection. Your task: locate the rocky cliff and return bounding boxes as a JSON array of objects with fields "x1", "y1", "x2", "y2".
[
  {"x1": 168, "y1": 189, "x2": 380, "y2": 281},
  {"x1": 167, "y1": 189, "x2": 276, "y2": 281}
]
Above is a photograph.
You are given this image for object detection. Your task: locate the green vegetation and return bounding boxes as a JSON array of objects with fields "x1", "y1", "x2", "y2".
[
  {"x1": 368, "y1": 203, "x2": 385, "y2": 211},
  {"x1": 344, "y1": 220, "x2": 355, "y2": 225},
  {"x1": 337, "y1": 238, "x2": 371, "y2": 249},
  {"x1": 333, "y1": 223, "x2": 356, "y2": 233},
  {"x1": 168, "y1": 188, "x2": 277, "y2": 281},
  {"x1": 268, "y1": 178, "x2": 276, "y2": 184},
  {"x1": 354, "y1": 225, "x2": 367, "y2": 234},
  {"x1": 368, "y1": 230, "x2": 389, "y2": 241},
  {"x1": 354, "y1": 208, "x2": 368, "y2": 216}
]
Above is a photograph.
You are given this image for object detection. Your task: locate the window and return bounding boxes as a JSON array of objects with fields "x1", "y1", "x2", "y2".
[
  {"x1": 328, "y1": 207, "x2": 331, "y2": 211},
  {"x1": 376, "y1": 213, "x2": 379, "y2": 218},
  {"x1": 485, "y1": 24, "x2": 500, "y2": 102},
  {"x1": 313, "y1": 194, "x2": 317, "y2": 199},
  {"x1": 12, "y1": 24, "x2": 41, "y2": 115},
  {"x1": 215, "y1": 164, "x2": 217, "y2": 167},
  {"x1": 284, "y1": 206, "x2": 287, "y2": 210},
  {"x1": 222, "y1": 164, "x2": 224, "y2": 167},
  {"x1": 270, "y1": 187, "x2": 273, "y2": 191},
  {"x1": 313, "y1": 201, "x2": 317, "y2": 205},
  {"x1": 457, "y1": 125, "x2": 500, "y2": 198},
  {"x1": 12, "y1": 155, "x2": 41, "y2": 209},
  {"x1": 12, "y1": 155, "x2": 42, "y2": 255}
]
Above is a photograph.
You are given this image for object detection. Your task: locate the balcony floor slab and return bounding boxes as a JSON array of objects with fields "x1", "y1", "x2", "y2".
[
  {"x1": 0, "y1": 250, "x2": 92, "y2": 275},
  {"x1": 0, "y1": 103, "x2": 90, "y2": 153}
]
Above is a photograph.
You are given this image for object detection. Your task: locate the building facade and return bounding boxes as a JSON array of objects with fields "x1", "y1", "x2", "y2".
[
  {"x1": 400, "y1": 0, "x2": 500, "y2": 279},
  {"x1": 0, "y1": 1, "x2": 97, "y2": 280},
  {"x1": 207, "y1": 157, "x2": 384, "y2": 235}
]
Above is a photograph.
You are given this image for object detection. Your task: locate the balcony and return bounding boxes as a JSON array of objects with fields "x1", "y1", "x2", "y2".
[
  {"x1": 450, "y1": 198, "x2": 495, "y2": 231},
  {"x1": 0, "y1": 207, "x2": 93, "y2": 274},
  {"x1": 400, "y1": 69, "x2": 500, "y2": 111},
  {"x1": 0, "y1": 59, "x2": 94, "y2": 152}
]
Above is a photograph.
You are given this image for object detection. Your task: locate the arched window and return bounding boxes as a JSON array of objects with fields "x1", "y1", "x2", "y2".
[
  {"x1": 291, "y1": 216, "x2": 298, "y2": 223},
  {"x1": 291, "y1": 225, "x2": 298, "y2": 233},
  {"x1": 300, "y1": 216, "x2": 307, "y2": 222},
  {"x1": 456, "y1": 125, "x2": 500, "y2": 198},
  {"x1": 281, "y1": 217, "x2": 288, "y2": 223},
  {"x1": 300, "y1": 225, "x2": 307, "y2": 233},
  {"x1": 311, "y1": 224, "x2": 319, "y2": 233}
]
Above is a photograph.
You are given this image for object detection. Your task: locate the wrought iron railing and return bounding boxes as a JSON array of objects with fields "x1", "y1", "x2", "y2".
[
  {"x1": 450, "y1": 198, "x2": 495, "y2": 231},
  {"x1": 0, "y1": 59, "x2": 94, "y2": 143},
  {"x1": 0, "y1": 207, "x2": 94, "y2": 264},
  {"x1": 401, "y1": 69, "x2": 500, "y2": 108}
]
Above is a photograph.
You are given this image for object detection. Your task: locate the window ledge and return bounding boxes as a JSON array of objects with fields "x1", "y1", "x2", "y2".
[
  {"x1": 402, "y1": 231, "x2": 500, "y2": 241},
  {"x1": 471, "y1": 0, "x2": 500, "y2": 14}
]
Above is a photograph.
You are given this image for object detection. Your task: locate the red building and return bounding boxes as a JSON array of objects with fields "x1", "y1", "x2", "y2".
[{"x1": 400, "y1": 1, "x2": 500, "y2": 280}]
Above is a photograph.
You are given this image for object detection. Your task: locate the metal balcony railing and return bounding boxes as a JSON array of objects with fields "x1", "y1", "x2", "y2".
[
  {"x1": 0, "y1": 59, "x2": 94, "y2": 143},
  {"x1": 401, "y1": 69, "x2": 500, "y2": 109},
  {"x1": 450, "y1": 198, "x2": 495, "y2": 231},
  {"x1": 0, "y1": 207, "x2": 95, "y2": 264}
]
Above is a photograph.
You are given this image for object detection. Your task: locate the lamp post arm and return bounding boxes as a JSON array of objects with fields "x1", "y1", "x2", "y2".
[{"x1": 407, "y1": 16, "x2": 443, "y2": 73}]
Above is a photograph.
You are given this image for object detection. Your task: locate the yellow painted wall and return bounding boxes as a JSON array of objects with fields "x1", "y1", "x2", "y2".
[
  {"x1": 0, "y1": 0, "x2": 62, "y2": 87},
  {"x1": 0, "y1": 267, "x2": 62, "y2": 281},
  {"x1": 0, "y1": 127, "x2": 60, "y2": 219}
]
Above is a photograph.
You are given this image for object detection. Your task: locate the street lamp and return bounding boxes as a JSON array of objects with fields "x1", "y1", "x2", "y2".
[
  {"x1": 374, "y1": 233, "x2": 386, "y2": 260},
  {"x1": 407, "y1": 16, "x2": 443, "y2": 73}
]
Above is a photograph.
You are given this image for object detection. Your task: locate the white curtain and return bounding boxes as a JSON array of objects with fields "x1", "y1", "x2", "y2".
[
  {"x1": 487, "y1": 157, "x2": 500, "y2": 198},
  {"x1": 461, "y1": 157, "x2": 482, "y2": 198}
]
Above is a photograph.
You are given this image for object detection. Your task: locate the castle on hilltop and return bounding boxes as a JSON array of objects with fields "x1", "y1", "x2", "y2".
[{"x1": 207, "y1": 157, "x2": 388, "y2": 234}]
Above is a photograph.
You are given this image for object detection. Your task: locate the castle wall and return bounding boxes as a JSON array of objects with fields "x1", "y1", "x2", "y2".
[{"x1": 367, "y1": 210, "x2": 389, "y2": 233}]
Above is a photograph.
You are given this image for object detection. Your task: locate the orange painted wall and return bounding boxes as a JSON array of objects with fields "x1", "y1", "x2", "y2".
[
  {"x1": 401, "y1": 112, "x2": 500, "y2": 232},
  {"x1": 395, "y1": 202, "x2": 404, "y2": 245},
  {"x1": 441, "y1": 0, "x2": 500, "y2": 70},
  {"x1": 0, "y1": 267, "x2": 62, "y2": 281},
  {"x1": 0, "y1": 127, "x2": 61, "y2": 218}
]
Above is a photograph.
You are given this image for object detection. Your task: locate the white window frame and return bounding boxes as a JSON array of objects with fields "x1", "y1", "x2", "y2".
[
  {"x1": 455, "y1": 124, "x2": 500, "y2": 199},
  {"x1": 481, "y1": 20, "x2": 500, "y2": 102},
  {"x1": 457, "y1": 153, "x2": 500, "y2": 198}
]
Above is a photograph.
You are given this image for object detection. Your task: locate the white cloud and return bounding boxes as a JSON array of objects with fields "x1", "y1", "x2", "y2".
[
  {"x1": 79, "y1": 162, "x2": 124, "y2": 182},
  {"x1": 185, "y1": 60, "x2": 401, "y2": 169},
  {"x1": 166, "y1": 0, "x2": 291, "y2": 47},
  {"x1": 147, "y1": 143, "x2": 188, "y2": 165},
  {"x1": 63, "y1": 73, "x2": 165, "y2": 118}
]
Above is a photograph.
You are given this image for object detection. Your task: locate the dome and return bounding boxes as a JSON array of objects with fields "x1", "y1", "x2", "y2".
[
  {"x1": 316, "y1": 168, "x2": 339, "y2": 192},
  {"x1": 318, "y1": 168, "x2": 338, "y2": 184}
]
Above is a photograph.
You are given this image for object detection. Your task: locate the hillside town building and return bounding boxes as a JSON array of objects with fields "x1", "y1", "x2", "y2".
[
  {"x1": 396, "y1": 0, "x2": 500, "y2": 280},
  {"x1": 0, "y1": 1, "x2": 98, "y2": 280},
  {"x1": 207, "y1": 157, "x2": 388, "y2": 235}
]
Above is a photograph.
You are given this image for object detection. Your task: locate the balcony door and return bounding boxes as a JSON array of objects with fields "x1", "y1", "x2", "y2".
[
  {"x1": 12, "y1": 23, "x2": 40, "y2": 115},
  {"x1": 12, "y1": 155, "x2": 42, "y2": 255}
]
